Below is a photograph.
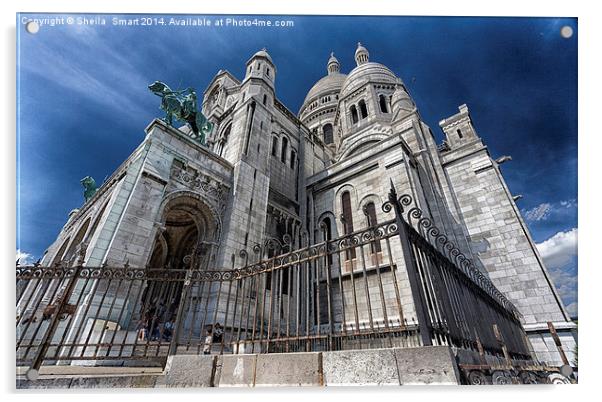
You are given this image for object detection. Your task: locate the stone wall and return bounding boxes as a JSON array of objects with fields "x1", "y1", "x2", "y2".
[{"x1": 16, "y1": 346, "x2": 461, "y2": 389}]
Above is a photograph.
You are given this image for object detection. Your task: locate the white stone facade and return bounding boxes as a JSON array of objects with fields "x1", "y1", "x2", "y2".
[{"x1": 39, "y1": 44, "x2": 576, "y2": 366}]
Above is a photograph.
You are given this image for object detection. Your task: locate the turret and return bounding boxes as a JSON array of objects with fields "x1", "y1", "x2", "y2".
[
  {"x1": 438, "y1": 104, "x2": 479, "y2": 149},
  {"x1": 244, "y1": 48, "x2": 276, "y2": 89}
]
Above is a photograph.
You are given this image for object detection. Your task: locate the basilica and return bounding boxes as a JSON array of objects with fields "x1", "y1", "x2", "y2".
[{"x1": 38, "y1": 43, "x2": 576, "y2": 367}]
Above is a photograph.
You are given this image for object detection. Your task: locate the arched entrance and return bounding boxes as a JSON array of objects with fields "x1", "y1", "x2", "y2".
[
  {"x1": 139, "y1": 192, "x2": 220, "y2": 340},
  {"x1": 148, "y1": 192, "x2": 220, "y2": 269}
]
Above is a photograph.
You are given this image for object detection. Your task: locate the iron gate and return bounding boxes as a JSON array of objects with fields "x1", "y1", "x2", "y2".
[{"x1": 16, "y1": 183, "x2": 531, "y2": 377}]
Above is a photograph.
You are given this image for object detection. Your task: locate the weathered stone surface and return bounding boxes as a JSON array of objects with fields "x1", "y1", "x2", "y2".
[
  {"x1": 16, "y1": 377, "x2": 73, "y2": 389},
  {"x1": 69, "y1": 376, "x2": 131, "y2": 388},
  {"x1": 16, "y1": 375, "x2": 159, "y2": 389},
  {"x1": 254, "y1": 352, "x2": 322, "y2": 387},
  {"x1": 394, "y1": 346, "x2": 461, "y2": 385},
  {"x1": 322, "y1": 348, "x2": 399, "y2": 386},
  {"x1": 128, "y1": 375, "x2": 159, "y2": 388},
  {"x1": 161, "y1": 355, "x2": 216, "y2": 388},
  {"x1": 216, "y1": 354, "x2": 257, "y2": 387}
]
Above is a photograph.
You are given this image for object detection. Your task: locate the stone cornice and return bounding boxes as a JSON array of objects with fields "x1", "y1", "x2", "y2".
[{"x1": 146, "y1": 118, "x2": 234, "y2": 172}]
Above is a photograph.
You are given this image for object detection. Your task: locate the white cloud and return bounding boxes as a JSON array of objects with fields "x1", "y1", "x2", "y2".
[
  {"x1": 16, "y1": 249, "x2": 35, "y2": 265},
  {"x1": 560, "y1": 199, "x2": 577, "y2": 209},
  {"x1": 536, "y1": 228, "x2": 578, "y2": 270},
  {"x1": 565, "y1": 301, "x2": 578, "y2": 317},
  {"x1": 536, "y1": 228, "x2": 578, "y2": 316},
  {"x1": 524, "y1": 202, "x2": 552, "y2": 221},
  {"x1": 20, "y1": 27, "x2": 152, "y2": 119},
  {"x1": 523, "y1": 199, "x2": 577, "y2": 222}
]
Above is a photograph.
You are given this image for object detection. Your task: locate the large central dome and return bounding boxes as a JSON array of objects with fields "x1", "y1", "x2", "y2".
[
  {"x1": 339, "y1": 62, "x2": 398, "y2": 98},
  {"x1": 302, "y1": 72, "x2": 347, "y2": 106}
]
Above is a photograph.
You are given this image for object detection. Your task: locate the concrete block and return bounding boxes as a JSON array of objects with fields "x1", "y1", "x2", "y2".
[
  {"x1": 322, "y1": 348, "x2": 399, "y2": 386},
  {"x1": 216, "y1": 354, "x2": 257, "y2": 387},
  {"x1": 254, "y1": 352, "x2": 322, "y2": 387},
  {"x1": 161, "y1": 354, "x2": 216, "y2": 388},
  {"x1": 394, "y1": 346, "x2": 461, "y2": 385}
]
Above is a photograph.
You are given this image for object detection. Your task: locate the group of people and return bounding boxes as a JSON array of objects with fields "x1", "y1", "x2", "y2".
[
  {"x1": 203, "y1": 323, "x2": 223, "y2": 354},
  {"x1": 136, "y1": 300, "x2": 176, "y2": 342},
  {"x1": 135, "y1": 304, "x2": 224, "y2": 353}
]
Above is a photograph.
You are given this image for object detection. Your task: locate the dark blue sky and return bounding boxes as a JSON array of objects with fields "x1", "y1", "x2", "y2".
[{"x1": 16, "y1": 14, "x2": 577, "y2": 314}]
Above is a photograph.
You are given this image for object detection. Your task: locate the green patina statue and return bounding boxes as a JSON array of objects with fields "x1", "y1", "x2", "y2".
[
  {"x1": 148, "y1": 81, "x2": 213, "y2": 145},
  {"x1": 81, "y1": 176, "x2": 97, "y2": 202}
]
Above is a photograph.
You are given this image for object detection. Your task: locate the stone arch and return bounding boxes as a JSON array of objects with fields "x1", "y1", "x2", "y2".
[
  {"x1": 334, "y1": 184, "x2": 359, "y2": 217},
  {"x1": 280, "y1": 134, "x2": 289, "y2": 164},
  {"x1": 150, "y1": 190, "x2": 222, "y2": 269},
  {"x1": 338, "y1": 132, "x2": 389, "y2": 161},
  {"x1": 83, "y1": 197, "x2": 111, "y2": 244},
  {"x1": 62, "y1": 217, "x2": 91, "y2": 265},
  {"x1": 216, "y1": 121, "x2": 232, "y2": 157},
  {"x1": 50, "y1": 236, "x2": 71, "y2": 266},
  {"x1": 322, "y1": 123, "x2": 333, "y2": 144},
  {"x1": 358, "y1": 193, "x2": 384, "y2": 215},
  {"x1": 148, "y1": 231, "x2": 169, "y2": 268},
  {"x1": 334, "y1": 184, "x2": 360, "y2": 238},
  {"x1": 317, "y1": 211, "x2": 339, "y2": 241},
  {"x1": 350, "y1": 105, "x2": 359, "y2": 124},
  {"x1": 358, "y1": 99, "x2": 368, "y2": 119}
]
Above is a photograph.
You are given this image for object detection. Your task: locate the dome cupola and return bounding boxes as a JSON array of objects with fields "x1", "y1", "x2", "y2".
[
  {"x1": 327, "y1": 52, "x2": 340, "y2": 75},
  {"x1": 354, "y1": 42, "x2": 369, "y2": 66}
]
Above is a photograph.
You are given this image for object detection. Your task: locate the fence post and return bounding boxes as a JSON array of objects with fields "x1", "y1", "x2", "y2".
[
  {"x1": 547, "y1": 321, "x2": 570, "y2": 366},
  {"x1": 168, "y1": 268, "x2": 193, "y2": 358},
  {"x1": 26, "y1": 264, "x2": 83, "y2": 381},
  {"x1": 388, "y1": 180, "x2": 432, "y2": 346}
]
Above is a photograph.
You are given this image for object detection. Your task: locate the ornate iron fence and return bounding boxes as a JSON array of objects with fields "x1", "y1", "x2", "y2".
[{"x1": 16, "y1": 182, "x2": 531, "y2": 378}]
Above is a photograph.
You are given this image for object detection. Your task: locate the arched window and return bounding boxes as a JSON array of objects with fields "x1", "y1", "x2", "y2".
[
  {"x1": 457, "y1": 129, "x2": 463, "y2": 139},
  {"x1": 341, "y1": 191, "x2": 356, "y2": 260},
  {"x1": 379, "y1": 94, "x2": 388, "y2": 113},
  {"x1": 50, "y1": 236, "x2": 71, "y2": 267},
  {"x1": 359, "y1": 100, "x2": 368, "y2": 119},
  {"x1": 350, "y1": 105, "x2": 359, "y2": 124},
  {"x1": 263, "y1": 94, "x2": 267, "y2": 105},
  {"x1": 323, "y1": 123, "x2": 333, "y2": 144},
  {"x1": 290, "y1": 149, "x2": 296, "y2": 169},
  {"x1": 271, "y1": 136, "x2": 279, "y2": 156},
  {"x1": 218, "y1": 123, "x2": 232, "y2": 157},
  {"x1": 63, "y1": 218, "x2": 91, "y2": 265},
  {"x1": 322, "y1": 217, "x2": 333, "y2": 264},
  {"x1": 364, "y1": 202, "x2": 382, "y2": 253},
  {"x1": 281, "y1": 136, "x2": 288, "y2": 163}
]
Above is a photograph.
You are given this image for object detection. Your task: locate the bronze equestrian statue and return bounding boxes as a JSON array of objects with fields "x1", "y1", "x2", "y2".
[{"x1": 148, "y1": 81, "x2": 213, "y2": 145}]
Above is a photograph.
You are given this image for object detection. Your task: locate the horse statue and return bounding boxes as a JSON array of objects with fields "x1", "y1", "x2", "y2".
[
  {"x1": 148, "y1": 81, "x2": 213, "y2": 145},
  {"x1": 81, "y1": 176, "x2": 97, "y2": 202}
]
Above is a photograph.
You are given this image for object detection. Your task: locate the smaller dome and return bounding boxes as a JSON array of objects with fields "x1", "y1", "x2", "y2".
[
  {"x1": 249, "y1": 47, "x2": 273, "y2": 64},
  {"x1": 327, "y1": 52, "x2": 340, "y2": 75},
  {"x1": 355, "y1": 42, "x2": 369, "y2": 66}
]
